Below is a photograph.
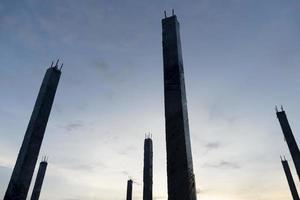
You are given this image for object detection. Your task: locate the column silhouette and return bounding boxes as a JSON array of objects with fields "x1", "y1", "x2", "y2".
[
  {"x1": 126, "y1": 179, "x2": 133, "y2": 200},
  {"x1": 277, "y1": 107, "x2": 300, "y2": 181},
  {"x1": 162, "y1": 12, "x2": 197, "y2": 200},
  {"x1": 4, "y1": 61, "x2": 62, "y2": 200},
  {"x1": 281, "y1": 158, "x2": 300, "y2": 200},
  {"x1": 143, "y1": 136, "x2": 153, "y2": 200},
  {"x1": 30, "y1": 158, "x2": 48, "y2": 200}
]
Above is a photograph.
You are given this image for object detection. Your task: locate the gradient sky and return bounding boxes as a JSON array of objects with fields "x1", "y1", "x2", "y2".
[{"x1": 1, "y1": 0, "x2": 300, "y2": 199}]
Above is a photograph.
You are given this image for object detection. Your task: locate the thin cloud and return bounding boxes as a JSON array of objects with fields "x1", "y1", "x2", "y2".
[
  {"x1": 201, "y1": 141, "x2": 223, "y2": 156},
  {"x1": 117, "y1": 145, "x2": 137, "y2": 156},
  {"x1": 203, "y1": 160, "x2": 241, "y2": 169},
  {"x1": 120, "y1": 170, "x2": 129, "y2": 176},
  {"x1": 67, "y1": 164, "x2": 95, "y2": 172},
  {"x1": 61, "y1": 121, "x2": 84, "y2": 132},
  {"x1": 204, "y1": 142, "x2": 221, "y2": 150},
  {"x1": 95, "y1": 61, "x2": 109, "y2": 71},
  {"x1": 52, "y1": 157, "x2": 107, "y2": 172}
]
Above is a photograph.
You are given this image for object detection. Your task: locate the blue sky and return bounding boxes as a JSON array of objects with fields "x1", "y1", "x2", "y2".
[{"x1": 1, "y1": 0, "x2": 300, "y2": 199}]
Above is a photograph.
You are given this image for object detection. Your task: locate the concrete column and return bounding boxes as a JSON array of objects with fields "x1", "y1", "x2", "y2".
[
  {"x1": 143, "y1": 137, "x2": 153, "y2": 200},
  {"x1": 162, "y1": 13, "x2": 197, "y2": 200},
  {"x1": 277, "y1": 108, "x2": 300, "y2": 181},
  {"x1": 126, "y1": 179, "x2": 133, "y2": 200},
  {"x1": 281, "y1": 158, "x2": 300, "y2": 200},
  {"x1": 4, "y1": 62, "x2": 62, "y2": 200},
  {"x1": 30, "y1": 160, "x2": 48, "y2": 200}
]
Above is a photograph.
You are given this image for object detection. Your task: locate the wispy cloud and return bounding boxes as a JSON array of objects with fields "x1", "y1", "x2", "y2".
[
  {"x1": 60, "y1": 121, "x2": 84, "y2": 132},
  {"x1": 120, "y1": 170, "x2": 129, "y2": 176},
  {"x1": 95, "y1": 61, "x2": 109, "y2": 71},
  {"x1": 204, "y1": 142, "x2": 221, "y2": 150},
  {"x1": 117, "y1": 145, "x2": 137, "y2": 156},
  {"x1": 65, "y1": 164, "x2": 95, "y2": 172},
  {"x1": 52, "y1": 157, "x2": 107, "y2": 173},
  {"x1": 203, "y1": 160, "x2": 241, "y2": 169}
]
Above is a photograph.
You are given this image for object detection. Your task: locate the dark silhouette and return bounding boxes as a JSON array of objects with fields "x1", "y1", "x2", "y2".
[
  {"x1": 143, "y1": 135, "x2": 153, "y2": 200},
  {"x1": 276, "y1": 107, "x2": 300, "y2": 181},
  {"x1": 4, "y1": 61, "x2": 62, "y2": 200},
  {"x1": 30, "y1": 158, "x2": 48, "y2": 200},
  {"x1": 162, "y1": 12, "x2": 197, "y2": 200},
  {"x1": 126, "y1": 179, "x2": 133, "y2": 200},
  {"x1": 281, "y1": 157, "x2": 300, "y2": 200}
]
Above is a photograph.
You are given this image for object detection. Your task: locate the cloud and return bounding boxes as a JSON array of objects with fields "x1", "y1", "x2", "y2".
[
  {"x1": 93, "y1": 61, "x2": 124, "y2": 85},
  {"x1": 203, "y1": 160, "x2": 241, "y2": 169},
  {"x1": 52, "y1": 157, "x2": 107, "y2": 172},
  {"x1": 66, "y1": 164, "x2": 95, "y2": 172},
  {"x1": 120, "y1": 170, "x2": 129, "y2": 176},
  {"x1": 117, "y1": 145, "x2": 137, "y2": 156},
  {"x1": 201, "y1": 142, "x2": 222, "y2": 156},
  {"x1": 60, "y1": 121, "x2": 84, "y2": 132},
  {"x1": 95, "y1": 61, "x2": 109, "y2": 71},
  {"x1": 204, "y1": 142, "x2": 221, "y2": 150}
]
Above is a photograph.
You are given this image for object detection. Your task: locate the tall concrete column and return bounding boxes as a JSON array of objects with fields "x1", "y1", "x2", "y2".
[
  {"x1": 281, "y1": 158, "x2": 300, "y2": 200},
  {"x1": 162, "y1": 13, "x2": 197, "y2": 200},
  {"x1": 30, "y1": 159, "x2": 48, "y2": 200},
  {"x1": 4, "y1": 61, "x2": 62, "y2": 200},
  {"x1": 143, "y1": 136, "x2": 153, "y2": 200},
  {"x1": 277, "y1": 107, "x2": 300, "y2": 180},
  {"x1": 126, "y1": 179, "x2": 133, "y2": 200}
]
